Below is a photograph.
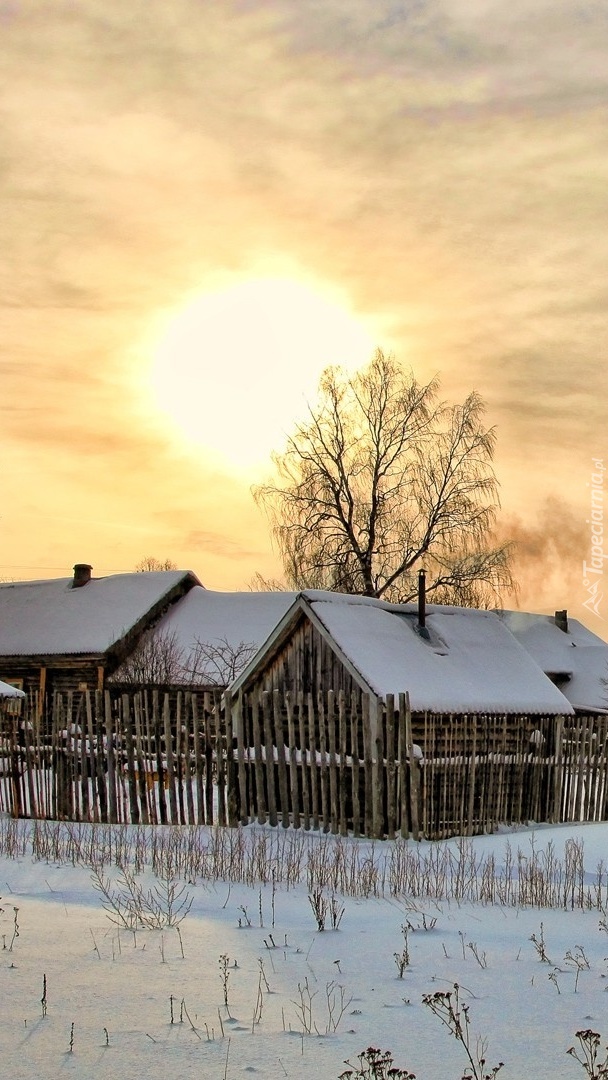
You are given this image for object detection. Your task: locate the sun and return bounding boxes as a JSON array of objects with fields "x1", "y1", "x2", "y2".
[{"x1": 144, "y1": 275, "x2": 378, "y2": 472}]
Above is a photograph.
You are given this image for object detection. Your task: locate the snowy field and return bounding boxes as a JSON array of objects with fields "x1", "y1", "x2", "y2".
[{"x1": 1, "y1": 818, "x2": 608, "y2": 1080}]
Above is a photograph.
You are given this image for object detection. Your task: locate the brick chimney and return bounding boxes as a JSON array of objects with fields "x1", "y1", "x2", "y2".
[
  {"x1": 554, "y1": 609, "x2": 568, "y2": 633},
  {"x1": 72, "y1": 563, "x2": 92, "y2": 588}
]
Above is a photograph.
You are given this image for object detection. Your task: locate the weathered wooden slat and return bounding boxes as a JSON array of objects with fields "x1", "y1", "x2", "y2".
[
  {"x1": 84, "y1": 691, "x2": 97, "y2": 823},
  {"x1": 404, "y1": 693, "x2": 419, "y2": 841},
  {"x1": 385, "y1": 693, "x2": 396, "y2": 841},
  {"x1": 191, "y1": 694, "x2": 204, "y2": 825},
  {"x1": 350, "y1": 692, "x2": 361, "y2": 837},
  {"x1": 162, "y1": 693, "x2": 178, "y2": 824},
  {"x1": 251, "y1": 690, "x2": 266, "y2": 825},
  {"x1": 262, "y1": 691, "x2": 278, "y2": 827},
  {"x1": 214, "y1": 689, "x2": 226, "y2": 827},
  {"x1": 327, "y1": 690, "x2": 339, "y2": 835},
  {"x1": 397, "y1": 694, "x2": 408, "y2": 838},
  {"x1": 466, "y1": 715, "x2": 477, "y2": 837},
  {"x1": 338, "y1": 689, "x2": 348, "y2": 837},
  {"x1": 286, "y1": 691, "x2": 300, "y2": 831},
  {"x1": 133, "y1": 692, "x2": 150, "y2": 825},
  {"x1": 317, "y1": 691, "x2": 330, "y2": 832},
  {"x1": 273, "y1": 690, "x2": 290, "y2": 829},
  {"x1": 373, "y1": 697, "x2": 384, "y2": 839},
  {"x1": 122, "y1": 693, "x2": 140, "y2": 824},
  {"x1": 224, "y1": 691, "x2": 238, "y2": 828},
  {"x1": 234, "y1": 691, "x2": 249, "y2": 826},
  {"x1": 204, "y1": 692, "x2": 215, "y2": 826},
  {"x1": 95, "y1": 692, "x2": 109, "y2": 824},
  {"x1": 152, "y1": 691, "x2": 167, "y2": 825},
  {"x1": 26, "y1": 707, "x2": 41, "y2": 819},
  {"x1": 308, "y1": 693, "x2": 319, "y2": 831},
  {"x1": 297, "y1": 691, "x2": 310, "y2": 830},
  {"x1": 362, "y1": 695, "x2": 373, "y2": 839},
  {"x1": 175, "y1": 693, "x2": 186, "y2": 826}
]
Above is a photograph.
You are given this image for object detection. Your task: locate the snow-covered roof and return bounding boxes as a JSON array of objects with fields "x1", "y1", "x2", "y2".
[
  {"x1": 0, "y1": 570, "x2": 199, "y2": 657},
  {"x1": 0, "y1": 679, "x2": 25, "y2": 698},
  {"x1": 233, "y1": 591, "x2": 575, "y2": 715},
  {"x1": 498, "y1": 610, "x2": 608, "y2": 712},
  {"x1": 157, "y1": 586, "x2": 297, "y2": 656}
]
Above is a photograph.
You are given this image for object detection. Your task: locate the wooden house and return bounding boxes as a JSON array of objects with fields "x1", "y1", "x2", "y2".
[
  {"x1": 231, "y1": 590, "x2": 572, "y2": 713},
  {"x1": 0, "y1": 563, "x2": 201, "y2": 708},
  {"x1": 225, "y1": 590, "x2": 583, "y2": 837},
  {"x1": 498, "y1": 609, "x2": 608, "y2": 714},
  {"x1": 230, "y1": 589, "x2": 574, "y2": 754}
]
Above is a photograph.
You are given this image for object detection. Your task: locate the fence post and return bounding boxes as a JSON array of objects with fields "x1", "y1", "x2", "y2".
[
  {"x1": 308, "y1": 693, "x2": 319, "y2": 831},
  {"x1": 338, "y1": 689, "x2": 348, "y2": 837},
  {"x1": 191, "y1": 695, "x2": 204, "y2": 824},
  {"x1": 122, "y1": 693, "x2": 140, "y2": 824},
  {"x1": 318, "y1": 691, "x2": 330, "y2": 832},
  {"x1": 235, "y1": 691, "x2": 249, "y2": 825},
  {"x1": 350, "y1": 692, "x2": 361, "y2": 837},
  {"x1": 298, "y1": 691, "x2": 311, "y2": 830},
  {"x1": 274, "y1": 690, "x2": 290, "y2": 829},
  {"x1": 251, "y1": 689, "x2": 266, "y2": 825},
  {"x1": 373, "y1": 697, "x2": 384, "y2": 839},
  {"x1": 362, "y1": 695, "x2": 373, "y2": 838},
  {"x1": 385, "y1": 693, "x2": 396, "y2": 840},
  {"x1": 286, "y1": 691, "x2": 300, "y2": 831},
  {"x1": 327, "y1": 690, "x2": 339, "y2": 835},
  {"x1": 466, "y1": 715, "x2": 477, "y2": 836},
  {"x1": 405, "y1": 692, "x2": 419, "y2": 841},
  {"x1": 224, "y1": 690, "x2": 238, "y2": 827}
]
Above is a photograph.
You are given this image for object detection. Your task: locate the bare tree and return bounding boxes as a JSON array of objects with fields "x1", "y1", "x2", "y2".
[
  {"x1": 185, "y1": 637, "x2": 258, "y2": 686},
  {"x1": 135, "y1": 556, "x2": 178, "y2": 572},
  {"x1": 248, "y1": 571, "x2": 288, "y2": 592},
  {"x1": 110, "y1": 628, "x2": 185, "y2": 684},
  {"x1": 254, "y1": 349, "x2": 514, "y2": 605},
  {"x1": 110, "y1": 629, "x2": 257, "y2": 688}
]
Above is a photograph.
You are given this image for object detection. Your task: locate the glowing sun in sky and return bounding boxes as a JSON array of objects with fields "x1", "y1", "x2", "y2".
[{"x1": 146, "y1": 275, "x2": 379, "y2": 472}]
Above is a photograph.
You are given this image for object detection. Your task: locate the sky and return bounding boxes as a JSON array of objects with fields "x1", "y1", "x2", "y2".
[{"x1": 2, "y1": 0, "x2": 608, "y2": 627}]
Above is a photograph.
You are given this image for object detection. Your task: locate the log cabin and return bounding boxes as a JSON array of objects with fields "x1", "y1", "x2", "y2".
[
  {"x1": 229, "y1": 587, "x2": 575, "y2": 755},
  {"x1": 0, "y1": 564, "x2": 201, "y2": 709},
  {"x1": 498, "y1": 609, "x2": 608, "y2": 715}
]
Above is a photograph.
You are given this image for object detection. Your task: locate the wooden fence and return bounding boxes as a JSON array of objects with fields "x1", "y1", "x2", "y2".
[
  {"x1": 230, "y1": 691, "x2": 608, "y2": 840},
  {"x1": 0, "y1": 689, "x2": 230, "y2": 827},
  {"x1": 1, "y1": 690, "x2": 607, "y2": 840}
]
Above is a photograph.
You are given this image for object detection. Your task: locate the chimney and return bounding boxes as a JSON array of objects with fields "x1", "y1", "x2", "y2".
[
  {"x1": 418, "y1": 568, "x2": 426, "y2": 629},
  {"x1": 72, "y1": 563, "x2": 92, "y2": 589},
  {"x1": 555, "y1": 609, "x2": 568, "y2": 633}
]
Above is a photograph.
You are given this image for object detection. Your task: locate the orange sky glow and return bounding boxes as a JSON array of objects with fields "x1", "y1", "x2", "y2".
[{"x1": 2, "y1": 0, "x2": 608, "y2": 628}]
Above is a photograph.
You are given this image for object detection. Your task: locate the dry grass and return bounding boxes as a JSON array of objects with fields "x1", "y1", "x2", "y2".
[{"x1": 0, "y1": 817, "x2": 605, "y2": 912}]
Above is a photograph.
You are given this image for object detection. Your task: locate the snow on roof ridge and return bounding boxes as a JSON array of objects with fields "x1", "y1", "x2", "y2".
[{"x1": 301, "y1": 589, "x2": 503, "y2": 619}]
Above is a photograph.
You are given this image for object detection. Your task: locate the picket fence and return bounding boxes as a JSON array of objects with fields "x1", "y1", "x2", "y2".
[{"x1": 0, "y1": 689, "x2": 606, "y2": 840}]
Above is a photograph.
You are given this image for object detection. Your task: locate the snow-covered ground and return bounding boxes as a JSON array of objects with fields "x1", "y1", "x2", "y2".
[{"x1": 1, "y1": 817, "x2": 608, "y2": 1080}]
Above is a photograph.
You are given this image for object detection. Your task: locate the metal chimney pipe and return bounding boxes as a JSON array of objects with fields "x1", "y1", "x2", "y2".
[{"x1": 418, "y1": 568, "x2": 426, "y2": 629}]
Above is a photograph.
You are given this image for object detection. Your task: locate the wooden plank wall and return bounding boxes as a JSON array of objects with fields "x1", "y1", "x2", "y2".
[{"x1": 1, "y1": 692, "x2": 607, "y2": 840}]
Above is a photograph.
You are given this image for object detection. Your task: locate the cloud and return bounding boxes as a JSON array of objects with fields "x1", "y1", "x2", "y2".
[{"x1": 1, "y1": 0, "x2": 607, "y2": 616}]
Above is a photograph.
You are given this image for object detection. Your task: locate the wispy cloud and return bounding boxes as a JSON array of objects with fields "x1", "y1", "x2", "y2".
[{"x1": 1, "y1": 0, "x2": 606, "y2": 615}]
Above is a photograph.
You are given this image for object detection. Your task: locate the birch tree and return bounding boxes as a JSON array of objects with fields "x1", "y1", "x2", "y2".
[{"x1": 255, "y1": 349, "x2": 514, "y2": 605}]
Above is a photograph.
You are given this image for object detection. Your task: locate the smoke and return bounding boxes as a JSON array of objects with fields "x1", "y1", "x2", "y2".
[{"x1": 495, "y1": 495, "x2": 587, "y2": 616}]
